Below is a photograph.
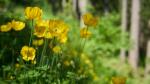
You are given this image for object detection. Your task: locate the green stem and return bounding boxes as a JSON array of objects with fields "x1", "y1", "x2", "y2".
[
  {"x1": 79, "y1": 37, "x2": 83, "y2": 51},
  {"x1": 40, "y1": 39, "x2": 48, "y2": 66},
  {"x1": 27, "y1": 20, "x2": 34, "y2": 83},
  {"x1": 29, "y1": 20, "x2": 34, "y2": 47},
  {"x1": 51, "y1": 37, "x2": 57, "y2": 68},
  {"x1": 51, "y1": 54, "x2": 56, "y2": 70},
  {"x1": 81, "y1": 27, "x2": 89, "y2": 52}
]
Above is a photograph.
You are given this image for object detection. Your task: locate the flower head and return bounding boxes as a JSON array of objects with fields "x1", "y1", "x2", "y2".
[
  {"x1": 0, "y1": 22, "x2": 12, "y2": 32},
  {"x1": 112, "y1": 77, "x2": 126, "y2": 84},
  {"x1": 43, "y1": 19, "x2": 69, "y2": 40},
  {"x1": 34, "y1": 20, "x2": 48, "y2": 38},
  {"x1": 20, "y1": 46, "x2": 36, "y2": 61},
  {"x1": 25, "y1": 7, "x2": 42, "y2": 20},
  {"x1": 53, "y1": 46, "x2": 61, "y2": 53},
  {"x1": 11, "y1": 20, "x2": 25, "y2": 31},
  {"x1": 48, "y1": 20, "x2": 62, "y2": 37},
  {"x1": 32, "y1": 39, "x2": 44, "y2": 46},
  {"x1": 34, "y1": 19, "x2": 69, "y2": 42},
  {"x1": 82, "y1": 13, "x2": 98, "y2": 27},
  {"x1": 57, "y1": 23, "x2": 69, "y2": 43},
  {"x1": 80, "y1": 27, "x2": 91, "y2": 38},
  {"x1": 48, "y1": 20, "x2": 69, "y2": 37},
  {"x1": 15, "y1": 63, "x2": 20, "y2": 68},
  {"x1": 58, "y1": 34, "x2": 68, "y2": 43},
  {"x1": 64, "y1": 60, "x2": 70, "y2": 66}
]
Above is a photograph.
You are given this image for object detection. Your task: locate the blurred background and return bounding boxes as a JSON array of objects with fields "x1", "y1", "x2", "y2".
[{"x1": 0, "y1": 0, "x2": 150, "y2": 84}]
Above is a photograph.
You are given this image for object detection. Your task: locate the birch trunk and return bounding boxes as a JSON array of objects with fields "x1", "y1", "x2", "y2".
[
  {"x1": 129, "y1": 0, "x2": 140, "y2": 71},
  {"x1": 78, "y1": 0, "x2": 87, "y2": 27},
  {"x1": 145, "y1": 40, "x2": 150, "y2": 76}
]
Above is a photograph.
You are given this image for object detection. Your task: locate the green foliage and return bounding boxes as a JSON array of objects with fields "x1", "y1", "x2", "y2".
[
  {"x1": 85, "y1": 14, "x2": 130, "y2": 57},
  {"x1": 60, "y1": 14, "x2": 131, "y2": 84}
]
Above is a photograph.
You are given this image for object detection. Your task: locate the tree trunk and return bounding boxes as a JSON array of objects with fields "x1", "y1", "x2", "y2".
[
  {"x1": 120, "y1": 0, "x2": 127, "y2": 62},
  {"x1": 104, "y1": 0, "x2": 109, "y2": 15},
  {"x1": 145, "y1": 20, "x2": 150, "y2": 77},
  {"x1": 62, "y1": 0, "x2": 67, "y2": 11},
  {"x1": 72, "y1": 0, "x2": 77, "y2": 13},
  {"x1": 78, "y1": 0, "x2": 87, "y2": 27},
  {"x1": 145, "y1": 39, "x2": 150, "y2": 77},
  {"x1": 129, "y1": 0, "x2": 140, "y2": 71}
]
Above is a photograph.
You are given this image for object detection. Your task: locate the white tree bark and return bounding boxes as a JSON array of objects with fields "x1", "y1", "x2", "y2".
[
  {"x1": 72, "y1": 0, "x2": 77, "y2": 13},
  {"x1": 78, "y1": 0, "x2": 87, "y2": 27},
  {"x1": 145, "y1": 40, "x2": 150, "y2": 77},
  {"x1": 129, "y1": 0, "x2": 140, "y2": 71},
  {"x1": 145, "y1": 20, "x2": 150, "y2": 77},
  {"x1": 104, "y1": 0, "x2": 109, "y2": 15}
]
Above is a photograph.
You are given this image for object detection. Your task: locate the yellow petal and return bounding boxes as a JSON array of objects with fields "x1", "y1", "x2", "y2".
[
  {"x1": 0, "y1": 22, "x2": 12, "y2": 32},
  {"x1": 25, "y1": 7, "x2": 32, "y2": 19},
  {"x1": 112, "y1": 77, "x2": 126, "y2": 84},
  {"x1": 20, "y1": 46, "x2": 36, "y2": 61},
  {"x1": 82, "y1": 13, "x2": 98, "y2": 26},
  {"x1": 34, "y1": 20, "x2": 48, "y2": 38},
  {"x1": 80, "y1": 27, "x2": 91, "y2": 38},
  {"x1": 24, "y1": 7, "x2": 42, "y2": 20},
  {"x1": 32, "y1": 39, "x2": 44, "y2": 46},
  {"x1": 11, "y1": 20, "x2": 25, "y2": 31}
]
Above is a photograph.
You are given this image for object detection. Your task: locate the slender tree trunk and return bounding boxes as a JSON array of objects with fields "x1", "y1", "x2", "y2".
[
  {"x1": 104, "y1": 0, "x2": 109, "y2": 15},
  {"x1": 78, "y1": 0, "x2": 87, "y2": 27},
  {"x1": 72, "y1": 0, "x2": 77, "y2": 13},
  {"x1": 120, "y1": 0, "x2": 127, "y2": 62},
  {"x1": 62, "y1": 0, "x2": 67, "y2": 11},
  {"x1": 129, "y1": 0, "x2": 140, "y2": 71},
  {"x1": 145, "y1": 20, "x2": 150, "y2": 77},
  {"x1": 145, "y1": 40, "x2": 150, "y2": 76},
  {"x1": 72, "y1": 0, "x2": 79, "y2": 18}
]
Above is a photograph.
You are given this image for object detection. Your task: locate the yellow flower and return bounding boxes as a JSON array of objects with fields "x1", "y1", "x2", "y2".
[
  {"x1": 58, "y1": 34, "x2": 68, "y2": 43},
  {"x1": 37, "y1": 19, "x2": 69, "y2": 39},
  {"x1": 25, "y1": 7, "x2": 42, "y2": 20},
  {"x1": 15, "y1": 63, "x2": 20, "y2": 68},
  {"x1": 43, "y1": 20, "x2": 54, "y2": 39},
  {"x1": 112, "y1": 77, "x2": 126, "y2": 84},
  {"x1": 32, "y1": 39, "x2": 44, "y2": 46},
  {"x1": 82, "y1": 13, "x2": 98, "y2": 26},
  {"x1": 20, "y1": 46, "x2": 36, "y2": 61},
  {"x1": 34, "y1": 20, "x2": 48, "y2": 38},
  {"x1": 57, "y1": 22, "x2": 69, "y2": 43},
  {"x1": 11, "y1": 20, "x2": 25, "y2": 31},
  {"x1": 48, "y1": 20, "x2": 61, "y2": 37},
  {"x1": 64, "y1": 60, "x2": 70, "y2": 66},
  {"x1": 80, "y1": 27, "x2": 91, "y2": 38},
  {"x1": 53, "y1": 46, "x2": 61, "y2": 53},
  {"x1": 48, "y1": 20, "x2": 69, "y2": 37},
  {"x1": 0, "y1": 22, "x2": 12, "y2": 32}
]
